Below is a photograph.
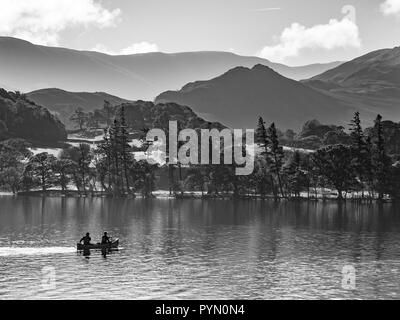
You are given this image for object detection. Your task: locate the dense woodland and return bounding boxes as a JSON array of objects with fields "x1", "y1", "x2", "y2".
[
  {"x1": 1, "y1": 98, "x2": 400, "y2": 201},
  {"x1": 0, "y1": 89, "x2": 67, "y2": 144},
  {"x1": 68, "y1": 100, "x2": 225, "y2": 134}
]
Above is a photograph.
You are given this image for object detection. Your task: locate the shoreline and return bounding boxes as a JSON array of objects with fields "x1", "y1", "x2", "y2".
[{"x1": 0, "y1": 189, "x2": 395, "y2": 203}]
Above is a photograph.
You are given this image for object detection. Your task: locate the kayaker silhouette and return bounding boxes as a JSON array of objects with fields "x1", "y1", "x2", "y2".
[
  {"x1": 80, "y1": 232, "x2": 91, "y2": 245},
  {"x1": 101, "y1": 232, "x2": 111, "y2": 244}
]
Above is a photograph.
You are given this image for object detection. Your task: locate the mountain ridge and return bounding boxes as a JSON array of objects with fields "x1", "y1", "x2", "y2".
[
  {"x1": 303, "y1": 46, "x2": 400, "y2": 122},
  {"x1": 156, "y1": 64, "x2": 364, "y2": 130},
  {"x1": 0, "y1": 37, "x2": 343, "y2": 101},
  {"x1": 26, "y1": 88, "x2": 227, "y2": 131},
  {"x1": 26, "y1": 88, "x2": 132, "y2": 128}
]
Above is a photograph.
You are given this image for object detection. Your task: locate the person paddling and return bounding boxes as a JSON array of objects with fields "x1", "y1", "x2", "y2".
[
  {"x1": 80, "y1": 232, "x2": 91, "y2": 245},
  {"x1": 101, "y1": 232, "x2": 111, "y2": 244}
]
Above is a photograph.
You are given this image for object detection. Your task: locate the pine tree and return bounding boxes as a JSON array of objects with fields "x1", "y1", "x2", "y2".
[
  {"x1": 255, "y1": 117, "x2": 275, "y2": 198},
  {"x1": 349, "y1": 111, "x2": 368, "y2": 197},
  {"x1": 372, "y1": 115, "x2": 391, "y2": 200},
  {"x1": 268, "y1": 123, "x2": 285, "y2": 199},
  {"x1": 97, "y1": 128, "x2": 113, "y2": 192},
  {"x1": 109, "y1": 119, "x2": 122, "y2": 196},
  {"x1": 118, "y1": 106, "x2": 132, "y2": 194},
  {"x1": 256, "y1": 117, "x2": 269, "y2": 155}
]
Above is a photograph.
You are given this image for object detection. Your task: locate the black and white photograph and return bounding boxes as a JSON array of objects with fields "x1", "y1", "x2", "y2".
[{"x1": 1, "y1": 0, "x2": 400, "y2": 305}]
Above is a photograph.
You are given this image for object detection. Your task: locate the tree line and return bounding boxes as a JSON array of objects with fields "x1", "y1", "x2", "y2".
[
  {"x1": 0, "y1": 106, "x2": 158, "y2": 197},
  {"x1": 0, "y1": 110, "x2": 399, "y2": 201},
  {"x1": 248, "y1": 112, "x2": 399, "y2": 200},
  {"x1": 172, "y1": 112, "x2": 399, "y2": 201}
]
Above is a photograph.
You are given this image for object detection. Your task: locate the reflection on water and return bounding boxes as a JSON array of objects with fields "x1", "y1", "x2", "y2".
[
  {"x1": 77, "y1": 248, "x2": 119, "y2": 259},
  {"x1": 0, "y1": 247, "x2": 76, "y2": 257},
  {"x1": 0, "y1": 196, "x2": 400, "y2": 299}
]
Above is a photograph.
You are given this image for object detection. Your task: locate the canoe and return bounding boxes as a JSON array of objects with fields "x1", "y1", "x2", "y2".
[{"x1": 77, "y1": 238, "x2": 119, "y2": 251}]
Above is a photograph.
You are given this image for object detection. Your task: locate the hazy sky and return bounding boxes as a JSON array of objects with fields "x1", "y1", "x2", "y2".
[{"x1": 1, "y1": 0, "x2": 400, "y2": 65}]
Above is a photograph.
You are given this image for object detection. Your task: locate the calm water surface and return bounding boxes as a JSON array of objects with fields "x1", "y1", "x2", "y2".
[{"x1": 0, "y1": 196, "x2": 400, "y2": 300}]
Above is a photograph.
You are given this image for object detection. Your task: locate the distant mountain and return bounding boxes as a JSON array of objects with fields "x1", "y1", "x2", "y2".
[
  {"x1": 0, "y1": 37, "x2": 342, "y2": 101},
  {"x1": 304, "y1": 46, "x2": 400, "y2": 122},
  {"x1": 155, "y1": 64, "x2": 363, "y2": 130},
  {"x1": 27, "y1": 88, "x2": 130, "y2": 111},
  {"x1": 282, "y1": 61, "x2": 344, "y2": 80},
  {"x1": 308, "y1": 47, "x2": 400, "y2": 87},
  {"x1": 26, "y1": 88, "x2": 224, "y2": 131},
  {"x1": 0, "y1": 89, "x2": 67, "y2": 145},
  {"x1": 27, "y1": 88, "x2": 131, "y2": 127}
]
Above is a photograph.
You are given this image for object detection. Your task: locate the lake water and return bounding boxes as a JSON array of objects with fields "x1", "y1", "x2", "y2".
[{"x1": 0, "y1": 196, "x2": 400, "y2": 300}]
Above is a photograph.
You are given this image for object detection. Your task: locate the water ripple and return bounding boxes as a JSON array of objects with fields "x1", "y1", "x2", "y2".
[{"x1": 1, "y1": 197, "x2": 400, "y2": 299}]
